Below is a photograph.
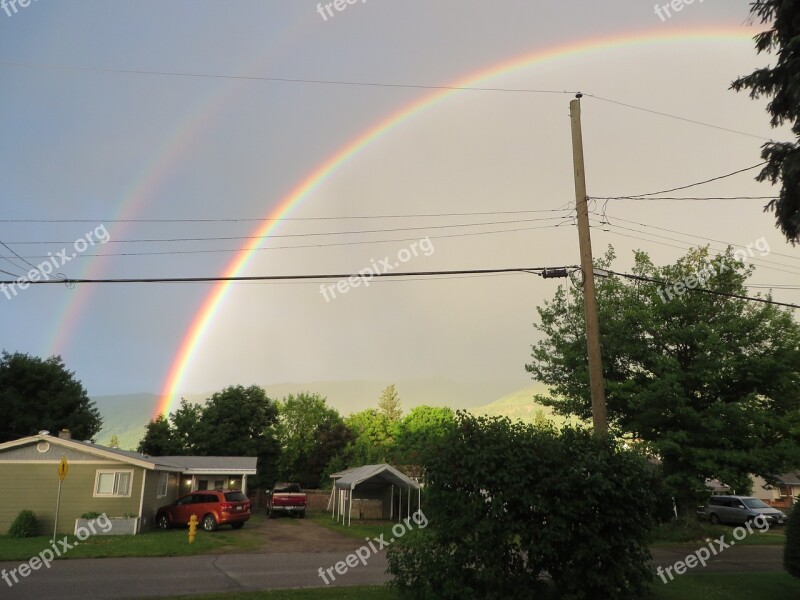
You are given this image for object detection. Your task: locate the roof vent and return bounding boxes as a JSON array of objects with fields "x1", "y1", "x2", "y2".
[
  {"x1": 38, "y1": 430, "x2": 50, "y2": 436},
  {"x1": 58, "y1": 429, "x2": 71, "y2": 440}
]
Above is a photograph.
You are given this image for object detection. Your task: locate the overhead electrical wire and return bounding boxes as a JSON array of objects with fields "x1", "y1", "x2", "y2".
[
  {"x1": 1, "y1": 216, "x2": 572, "y2": 246},
  {"x1": 605, "y1": 269, "x2": 800, "y2": 310},
  {"x1": 594, "y1": 162, "x2": 769, "y2": 200},
  {"x1": 590, "y1": 95, "x2": 775, "y2": 142},
  {"x1": 590, "y1": 211, "x2": 800, "y2": 264},
  {"x1": 0, "y1": 208, "x2": 569, "y2": 224},
  {"x1": 0, "y1": 62, "x2": 778, "y2": 143},
  {"x1": 0, "y1": 267, "x2": 575, "y2": 286},
  {"x1": 1, "y1": 222, "x2": 576, "y2": 260},
  {"x1": 591, "y1": 196, "x2": 778, "y2": 202}
]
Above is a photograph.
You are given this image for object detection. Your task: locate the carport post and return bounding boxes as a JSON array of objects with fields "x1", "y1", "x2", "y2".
[
  {"x1": 408, "y1": 486, "x2": 410, "y2": 519},
  {"x1": 398, "y1": 485, "x2": 402, "y2": 522},
  {"x1": 348, "y1": 487, "x2": 353, "y2": 527},
  {"x1": 418, "y1": 486, "x2": 421, "y2": 514},
  {"x1": 390, "y1": 485, "x2": 394, "y2": 520}
]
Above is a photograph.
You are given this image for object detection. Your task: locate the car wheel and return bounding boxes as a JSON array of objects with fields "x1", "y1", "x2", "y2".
[
  {"x1": 298, "y1": 510, "x2": 306, "y2": 519},
  {"x1": 231, "y1": 522, "x2": 244, "y2": 529},
  {"x1": 157, "y1": 514, "x2": 170, "y2": 530},
  {"x1": 202, "y1": 514, "x2": 218, "y2": 532},
  {"x1": 709, "y1": 513, "x2": 720, "y2": 525},
  {"x1": 268, "y1": 508, "x2": 276, "y2": 519}
]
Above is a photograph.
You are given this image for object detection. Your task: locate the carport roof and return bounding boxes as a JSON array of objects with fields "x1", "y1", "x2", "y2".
[{"x1": 332, "y1": 463, "x2": 419, "y2": 491}]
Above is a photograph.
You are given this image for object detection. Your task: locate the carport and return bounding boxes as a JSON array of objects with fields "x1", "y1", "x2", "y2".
[{"x1": 328, "y1": 463, "x2": 420, "y2": 526}]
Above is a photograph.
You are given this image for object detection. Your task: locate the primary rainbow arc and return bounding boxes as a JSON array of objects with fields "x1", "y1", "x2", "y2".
[{"x1": 155, "y1": 25, "x2": 759, "y2": 418}]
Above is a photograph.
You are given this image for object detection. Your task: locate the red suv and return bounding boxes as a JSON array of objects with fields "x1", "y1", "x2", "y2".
[{"x1": 156, "y1": 490, "x2": 251, "y2": 531}]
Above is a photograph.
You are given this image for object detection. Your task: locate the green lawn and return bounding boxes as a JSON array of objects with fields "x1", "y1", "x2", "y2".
[
  {"x1": 652, "y1": 519, "x2": 786, "y2": 546},
  {"x1": 152, "y1": 588, "x2": 396, "y2": 600},
  {"x1": 652, "y1": 572, "x2": 800, "y2": 599},
  {"x1": 151, "y1": 573, "x2": 800, "y2": 600},
  {"x1": 0, "y1": 514, "x2": 265, "y2": 561}
]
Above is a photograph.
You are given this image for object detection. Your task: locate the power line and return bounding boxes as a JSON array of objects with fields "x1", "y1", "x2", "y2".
[
  {"x1": 591, "y1": 212, "x2": 800, "y2": 264},
  {"x1": 2, "y1": 222, "x2": 576, "y2": 260},
  {"x1": 591, "y1": 196, "x2": 777, "y2": 202},
  {"x1": 596, "y1": 222, "x2": 800, "y2": 278},
  {"x1": 596, "y1": 162, "x2": 768, "y2": 199},
  {"x1": 605, "y1": 269, "x2": 800, "y2": 310},
  {"x1": 0, "y1": 61, "x2": 578, "y2": 95},
  {"x1": 0, "y1": 267, "x2": 576, "y2": 286},
  {"x1": 590, "y1": 95, "x2": 776, "y2": 142},
  {"x1": 1, "y1": 63, "x2": 776, "y2": 143},
  {"x1": 0, "y1": 239, "x2": 37, "y2": 271},
  {"x1": 2, "y1": 216, "x2": 571, "y2": 245},
  {"x1": 0, "y1": 208, "x2": 568, "y2": 224}
]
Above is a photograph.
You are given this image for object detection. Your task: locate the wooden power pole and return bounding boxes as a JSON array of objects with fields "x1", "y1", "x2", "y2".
[{"x1": 569, "y1": 95, "x2": 608, "y2": 437}]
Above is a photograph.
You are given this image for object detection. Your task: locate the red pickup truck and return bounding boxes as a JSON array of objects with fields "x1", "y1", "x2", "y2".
[{"x1": 267, "y1": 482, "x2": 307, "y2": 518}]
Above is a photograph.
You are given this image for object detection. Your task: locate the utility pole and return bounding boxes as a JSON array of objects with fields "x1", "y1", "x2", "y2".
[{"x1": 570, "y1": 95, "x2": 608, "y2": 437}]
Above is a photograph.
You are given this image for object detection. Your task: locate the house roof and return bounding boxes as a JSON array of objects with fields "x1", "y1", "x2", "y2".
[
  {"x1": 776, "y1": 473, "x2": 800, "y2": 486},
  {"x1": 157, "y1": 456, "x2": 257, "y2": 474},
  {"x1": 0, "y1": 434, "x2": 257, "y2": 475},
  {"x1": 332, "y1": 463, "x2": 420, "y2": 490}
]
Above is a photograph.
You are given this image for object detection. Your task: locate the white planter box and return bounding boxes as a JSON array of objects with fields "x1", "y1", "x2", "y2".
[{"x1": 74, "y1": 517, "x2": 140, "y2": 536}]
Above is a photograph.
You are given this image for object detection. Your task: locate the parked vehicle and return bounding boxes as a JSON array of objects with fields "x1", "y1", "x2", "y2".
[
  {"x1": 156, "y1": 490, "x2": 251, "y2": 531},
  {"x1": 703, "y1": 495, "x2": 786, "y2": 526},
  {"x1": 267, "y1": 482, "x2": 307, "y2": 518}
]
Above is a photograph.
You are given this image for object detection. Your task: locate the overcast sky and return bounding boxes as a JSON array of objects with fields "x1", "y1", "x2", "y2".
[{"x1": 1, "y1": 1, "x2": 797, "y2": 412}]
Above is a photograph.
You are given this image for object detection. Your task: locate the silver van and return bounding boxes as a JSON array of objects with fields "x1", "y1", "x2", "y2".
[{"x1": 705, "y1": 495, "x2": 786, "y2": 526}]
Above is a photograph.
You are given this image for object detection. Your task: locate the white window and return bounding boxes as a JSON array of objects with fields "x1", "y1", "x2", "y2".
[
  {"x1": 157, "y1": 472, "x2": 169, "y2": 498},
  {"x1": 94, "y1": 470, "x2": 133, "y2": 498}
]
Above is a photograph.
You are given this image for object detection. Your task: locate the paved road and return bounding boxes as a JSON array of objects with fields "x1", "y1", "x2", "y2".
[
  {"x1": 1, "y1": 552, "x2": 391, "y2": 600},
  {"x1": 0, "y1": 541, "x2": 784, "y2": 600},
  {"x1": 651, "y1": 544, "x2": 784, "y2": 574}
]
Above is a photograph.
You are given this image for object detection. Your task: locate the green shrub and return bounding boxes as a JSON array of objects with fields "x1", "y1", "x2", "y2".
[
  {"x1": 387, "y1": 414, "x2": 657, "y2": 600},
  {"x1": 785, "y1": 509, "x2": 800, "y2": 578},
  {"x1": 80, "y1": 511, "x2": 103, "y2": 519},
  {"x1": 8, "y1": 510, "x2": 38, "y2": 538}
]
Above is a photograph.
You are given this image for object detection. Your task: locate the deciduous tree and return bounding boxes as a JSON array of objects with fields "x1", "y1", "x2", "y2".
[{"x1": 526, "y1": 247, "x2": 800, "y2": 514}]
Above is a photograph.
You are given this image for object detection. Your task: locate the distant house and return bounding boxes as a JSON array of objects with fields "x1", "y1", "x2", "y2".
[
  {"x1": 751, "y1": 473, "x2": 800, "y2": 509},
  {"x1": 0, "y1": 430, "x2": 257, "y2": 534}
]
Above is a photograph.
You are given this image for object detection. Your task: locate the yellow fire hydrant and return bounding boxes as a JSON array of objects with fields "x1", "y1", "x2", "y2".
[{"x1": 188, "y1": 514, "x2": 198, "y2": 544}]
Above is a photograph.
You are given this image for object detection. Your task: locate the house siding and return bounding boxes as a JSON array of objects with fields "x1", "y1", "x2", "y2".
[{"x1": 0, "y1": 461, "x2": 145, "y2": 535}]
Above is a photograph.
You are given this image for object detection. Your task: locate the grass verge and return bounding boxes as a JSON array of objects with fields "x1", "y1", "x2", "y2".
[
  {"x1": 149, "y1": 573, "x2": 800, "y2": 600},
  {"x1": 652, "y1": 519, "x2": 785, "y2": 546},
  {"x1": 153, "y1": 587, "x2": 397, "y2": 600},
  {"x1": 0, "y1": 514, "x2": 265, "y2": 561},
  {"x1": 652, "y1": 572, "x2": 800, "y2": 599}
]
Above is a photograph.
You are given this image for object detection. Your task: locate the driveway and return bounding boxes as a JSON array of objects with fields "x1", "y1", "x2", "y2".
[
  {"x1": 255, "y1": 517, "x2": 363, "y2": 552},
  {"x1": 650, "y1": 544, "x2": 785, "y2": 574}
]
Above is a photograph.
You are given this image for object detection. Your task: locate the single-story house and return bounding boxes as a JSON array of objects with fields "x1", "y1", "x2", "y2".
[
  {"x1": 329, "y1": 463, "x2": 420, "y2": 526},
  {"x1": 751, "y1": 473, "x2": 800, "y2": 509},
  {"x1": 0, "y1": 430, "x2": 257, "y2": 534}
]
